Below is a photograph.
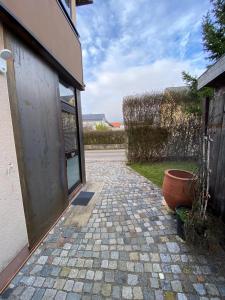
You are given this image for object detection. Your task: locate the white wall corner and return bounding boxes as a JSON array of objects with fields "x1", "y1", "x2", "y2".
[{"x1": 0, "y1": 22, "x2": 29, "y2": 272}]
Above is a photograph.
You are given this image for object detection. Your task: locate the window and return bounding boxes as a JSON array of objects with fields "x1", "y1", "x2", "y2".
[
  {"x1": 59, "y1": 82, "x2": 75, "y2": 106},
  {"x1": 60, "y1": 0, "x2": 72, "y2": 18},
  {"x1": 58, "y1": 0, "x2": 79, "y2": 37}
]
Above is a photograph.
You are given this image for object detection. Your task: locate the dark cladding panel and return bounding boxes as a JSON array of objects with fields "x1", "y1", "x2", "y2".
[{"x1": 7, "y1": 31, "x2": 68, "y2": 247}]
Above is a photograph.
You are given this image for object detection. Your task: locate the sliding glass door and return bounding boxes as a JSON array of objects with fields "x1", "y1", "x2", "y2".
[{"x1": 59, "y1": 82, "x2": 81, "y2": 194}]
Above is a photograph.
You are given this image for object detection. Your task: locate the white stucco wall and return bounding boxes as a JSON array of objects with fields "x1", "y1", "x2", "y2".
[{"x1": 0, "y1": 22, "x2": 28, "y2": 272}]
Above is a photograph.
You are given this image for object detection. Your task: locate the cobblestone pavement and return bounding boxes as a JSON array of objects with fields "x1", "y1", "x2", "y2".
[{"x1": 1, "y1": 162, "x2": 225, "y2": 299}]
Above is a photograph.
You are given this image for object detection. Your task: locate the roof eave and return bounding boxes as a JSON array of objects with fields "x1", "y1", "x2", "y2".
[
  {"x1": 76, "y1": 0, "x2": 93, "y2": 6},
  {"x1": 197, "y1": 54, "x2": 225, "y2": 90}
]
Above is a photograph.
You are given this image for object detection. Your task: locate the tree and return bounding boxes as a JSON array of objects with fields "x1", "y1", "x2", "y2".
[
  {"x1": 95, "y1": 123, "x2": 109, "y2": 131},
  {"x1": 182, "y1": 71, "x2": 213, "y2": 115},
  {"x1": 202, "y1": 0, "x2": 225, "y2": 61},
  {"x1": 182, "y1": 71, "x2": 198, "y2": 98},
  {"x1": 182, "y1": 0, "x2": 225, "y2": 92}
]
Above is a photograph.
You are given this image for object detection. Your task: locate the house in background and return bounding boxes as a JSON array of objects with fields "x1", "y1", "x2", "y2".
[
  {"x1": 164, "y1": 86, "x2": 189, "y2": 94},
  {"x1": 82, "y1": 113, "x2": 112, "y2": 130},
  {"x1": 111, "y1": 122, "x2": 124, "y2": 130},
  {"x1": 0, "y1": 0, "x2": 92, "y2": 292}
]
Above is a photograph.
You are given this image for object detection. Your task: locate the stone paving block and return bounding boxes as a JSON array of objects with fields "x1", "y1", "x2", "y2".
[
  {"x1": 78, "y1": 269, "x2": 86, "y2": 279},
  {"x1": 30, "y1": 265, "x2": 43, "y2": 275},
  {"x1": 122, "y1": 286, "x2": 133, "y2": 299},
  {"x1": 20, "y1": 287, "x2": 35, "y2": 300},
  {"x1": 55, "y1": 290, "x2": 67, "y2": 300},
  {"x1": 43, "y1": 277, "x2": 55, "y2": 288},
  {"x1": 166, "y1": 242, "x2": 180, "y2": 253},
  {"x1": 84, "y1": 259, "x2": 93, "y2": 268},
  {"x1": 92, "y1": 282, "x2": 102, "y2": 294},
  {"x1": 127, "y1": 261, "x2": 135, "y2": 272},
  {"x1": 66, "y1": 292, "x2": 81, "y2": 300},
  {"x1": 33, "y1": 276, "x2": 45, "y2": 287},
  {"x1": 42, "y1": 288, "x2": 57, "y2": 299},
  {"x1": 86, "y1": 270, "x2": 95, "y2": 280},
  {"x1": 193, "y1": 283, "x2": 206, "y2": 296},
  {"x1": 152, "y1": 263, "x2": 162, "y2": 273},
  {"x1": 83, "y1": 282, "x2": 93, "y2": 293},
  {"x1": 105, "y1": 270, "x2": 114, "y2": 283},
  {"x1": 135, "y1": 262, "x2": 144, "y2": 273},
  {"x1": 108, "y1": 260, "x2": 117, "y2": 269},
  {"x1": 20, "y1": 276, "x2": 35, "y2": 286},
  {"x1": 101, "y1": 283, "x2": 112, "y2": 297},
  {"x1": 73, "y1": 281, "x2": 84, "y2": 293},
  {"x1": 37, "y1": 256, "x2": 48, "y2": 265},
  {"x1": 11, "y1": 285, "x2": 25, "y2": 297},
  {"x1": 51, "y1": 266, "x2": 61, "y2": 276},
  {"x1": 150, "y1": 253, "x2": 160, "y2": 262},
  {"x1": 160, "y1": 254, "x2": 171, "y2": 263},
  {"x1": 164, "y1": 291, "x2": 176, "y2": 300},
  {"x1": 177, "y1": 293, "x2": 188, "y2": 300},
  {"x1": 101, "y1": 259, "x2": 108, "y2": 268},
  {"x1": 129, "y1": 252, "x2": 139, "y2": 261},
  {"x1": 115, "y1": 271, "x2": 127, "y2": 284},
  {"x1": 112, "y1": 285, "x2": 121, "y2": 299},
  {"x1": 64, "y1": 279, "x2": 75, "y2": 291},
  {"x1": 68, "y1": 269, "x2": 79, "y2": 279},
  {"x1": 94, "y1": 270, "x2": 103, "y2": 281},
  {"x1": 150, "y1": 277, "x2": 159, "y2": 288},
  {"x1": 171, "y1": 264, "x2": 182, "y2": 274},
  {"x1": 205, "y1": 283, "x2": 220, "y2": 296},
  {"x1": 54, "y1": 278, "x2": 66, "y2": 290},
  {"x1": 128, "y1": 274, "x2": 138, "y2": 286},
  {"x1": 140, "y1": 253, "x2": 149, "y2": 262},
  {"x1": 133, "y1": 286, "x2": 143, "y2": 299},
  {"x1": 32, "y1": 288, "x2": 46, "y2": 300},
  {"x1": 171, "y1": 280, "x2": 182, "y2": 292},
  {"x1": 159, "y1": 272, "x2": 165, "y2": 279}
]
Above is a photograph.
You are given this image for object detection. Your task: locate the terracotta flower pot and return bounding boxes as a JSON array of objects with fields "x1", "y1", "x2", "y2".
[{"x1": 162, "y1": 169, "x2": 196, "y2": 210}]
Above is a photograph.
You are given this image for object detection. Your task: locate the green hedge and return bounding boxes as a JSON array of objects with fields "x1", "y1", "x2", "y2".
[
  {"x1": 127, "y1": 126, "x2": 169, "y2": 162},
  {"x1": 84, "y1": 130, "x2": 126, "y2": 145},
  {"x1": 123, "y1": 91, "x2": 201, "y2": 163}
]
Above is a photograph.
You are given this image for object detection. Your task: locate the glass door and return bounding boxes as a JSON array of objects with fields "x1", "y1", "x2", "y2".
[{"x1": 59, "y1": 82, "x2": 81, "y2": 194}]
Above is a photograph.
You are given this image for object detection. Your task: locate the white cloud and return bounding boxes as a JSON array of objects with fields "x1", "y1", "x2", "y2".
[
  {"x1": 81, "y1": 58, "x2": 205, "y2": 122},
  {"x1": 89, "y1": 46, "x2": 98, "y2": 56}
]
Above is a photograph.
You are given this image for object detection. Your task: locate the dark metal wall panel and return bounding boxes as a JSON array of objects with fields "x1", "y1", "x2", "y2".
[{"x1": 6, "y1": 31, "x2": 68, "y2": 247}]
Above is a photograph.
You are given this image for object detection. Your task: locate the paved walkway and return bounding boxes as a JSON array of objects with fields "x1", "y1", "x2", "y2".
[{"x1": 2, "y1": 162, "x2": 225, "y2": 299}]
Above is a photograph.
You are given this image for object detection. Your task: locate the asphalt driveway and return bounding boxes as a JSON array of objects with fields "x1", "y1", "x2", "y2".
[{"x1": 85, "y1": 150, "x2": 126, "y2": 162}]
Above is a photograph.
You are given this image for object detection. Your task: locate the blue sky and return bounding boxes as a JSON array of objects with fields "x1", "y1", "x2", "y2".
[{"x1": 77, "y1": 0, "x2": 211, "y2": 121}]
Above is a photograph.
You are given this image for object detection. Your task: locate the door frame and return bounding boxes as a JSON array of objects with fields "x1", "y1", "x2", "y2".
[{"x1": 58, "y1": 80, "x2": 83, "y2": 195}]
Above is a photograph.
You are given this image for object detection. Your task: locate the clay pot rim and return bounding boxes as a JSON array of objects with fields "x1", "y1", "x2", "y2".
[{"x1": 164, "y1": 169, "x2": 196, "y2": 181}]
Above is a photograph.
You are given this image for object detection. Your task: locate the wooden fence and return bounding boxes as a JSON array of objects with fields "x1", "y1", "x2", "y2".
[{"x1": 206, "y1": 87, "x2": 225, "y2": 219}]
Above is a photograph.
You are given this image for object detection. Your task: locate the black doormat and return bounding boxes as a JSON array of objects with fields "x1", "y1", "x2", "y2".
[{"x1": 72, "y1": 191, "x2": 94, "y2": 206}]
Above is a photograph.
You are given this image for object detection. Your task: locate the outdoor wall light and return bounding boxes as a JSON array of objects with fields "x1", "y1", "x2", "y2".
[{"x1": 0, "y1": 49, "x2": 13, "y2": 74}]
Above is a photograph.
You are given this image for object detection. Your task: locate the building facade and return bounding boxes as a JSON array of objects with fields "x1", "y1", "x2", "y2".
[
  {"x1": 0, "y1": 0, "x2": 92, "y2": 292},
  {"x1": 83, "y1": 114, "x2": 112, "y2": 130}
]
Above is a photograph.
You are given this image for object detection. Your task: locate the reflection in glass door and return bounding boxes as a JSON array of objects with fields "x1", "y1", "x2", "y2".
[{"x1": 59, "y1": 82, "x2": 81, "y2": 193}]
